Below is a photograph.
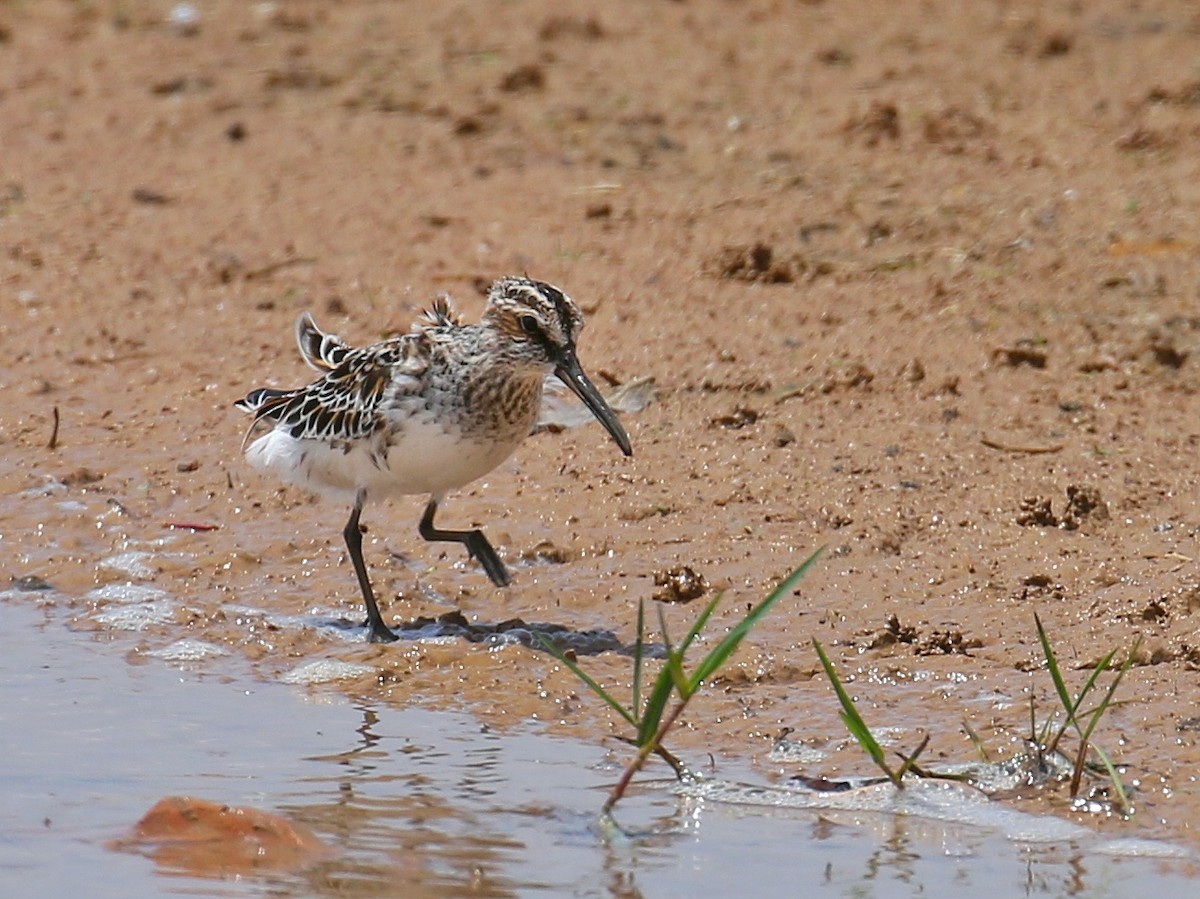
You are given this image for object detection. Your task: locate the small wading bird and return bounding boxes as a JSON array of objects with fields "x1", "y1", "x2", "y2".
[{"x1": 236, "y1": 277, "x2": 632, "y2": 643}]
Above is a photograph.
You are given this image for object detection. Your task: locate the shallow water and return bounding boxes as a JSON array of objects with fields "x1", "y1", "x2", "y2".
[{"x1": 4, "y1": 594, "x2": 1200, "y2": 898}]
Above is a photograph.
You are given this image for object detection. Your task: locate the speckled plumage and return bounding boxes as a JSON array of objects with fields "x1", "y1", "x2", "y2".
[{"x1": 235, "y1": 276, "x2": 632, "y2": 643}]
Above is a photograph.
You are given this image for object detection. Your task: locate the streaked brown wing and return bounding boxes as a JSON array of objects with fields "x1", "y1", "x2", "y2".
[{"x1": 238, "y1": 332, "x2": 430, "y2": 444}]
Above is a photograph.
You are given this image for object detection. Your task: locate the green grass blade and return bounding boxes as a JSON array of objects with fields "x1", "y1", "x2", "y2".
[
  {"x1": 813, "y1": 638, "x2": 891, "y2": 777},
  {"x1": 1078, "y1": 637, "x2": 1140, "y2": 747},
  {"x1": 1053, "y1": 646, "x2": 1118, "y2": 752},
  {"x1": 839, "y1": 710, "x2": 886, "y2": 770},
  {"x1": 1091, "y1": 743, "x2": 1133, "y2": 817},
  {"x1": 1039, "y1": 610, "x2": 1125, "y2": 753},
  {"x1": 667, "y1": 652, "x2": 690, "y2": 698},
  {"x1": 687, "y1": 549, "x2": 825, "y2": 693},
  {"x1": 894, "y1": 734, "x2": 930, "y2": 781},
  {"x1": 680, "y1": 593, "x2": 723, "y2": 654},
  {"x1": 1035, "y1": 612, "x2": 1075, "y2": 716},
  {"x1": 638, "y1": 608, "x2": 682, "y2": 746},
  {"x1": 654, "y1": 603, "x2": 691, "y2": 696},
  {"x1": 1072, "y1": 648, "x2": 1119, "y2": 711},
  {"x1": 1035, "y1": 612, "x2": 1082, "y2": 752},
  {"x1": 638, "y1": 666, "x2": 677, "y2": 747},
  {"x1": 535, "y1": 632, "x2": 638, "y2": 728},
  {"x1": 962, "y1": 720, "x2": 990, "y2": 762},
  {"x1": 631, "y1": 600, "x2": 645, "y2": 720}
]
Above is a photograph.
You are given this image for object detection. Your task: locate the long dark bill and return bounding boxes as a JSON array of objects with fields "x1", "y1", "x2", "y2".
[{"x1": 555, "y1": 350, "x2": 633, "y2": 457}]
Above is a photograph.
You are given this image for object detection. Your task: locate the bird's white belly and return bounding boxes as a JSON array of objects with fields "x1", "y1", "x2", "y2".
[{"x1": 245, "y1": 418, "x2": 524, "y2": 500}]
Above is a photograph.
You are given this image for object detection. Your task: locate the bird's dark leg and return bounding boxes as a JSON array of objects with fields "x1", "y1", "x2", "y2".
[
  {"x1": 344, "y1": 491, "x2": 399, "y2": 643},
  {"x1": 418, "y1": 497, "x2": 511, "y2": 587}
]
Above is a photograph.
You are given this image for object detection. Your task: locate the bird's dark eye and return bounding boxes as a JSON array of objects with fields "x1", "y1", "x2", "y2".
[{"x1": 519, "y1": 315, "x2": 540, "y2": 336}]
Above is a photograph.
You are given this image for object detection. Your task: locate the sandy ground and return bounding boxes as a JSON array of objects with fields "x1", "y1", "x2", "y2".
[{"x1": 5, "y1": 0, "x2": 1200, "y2": 846}]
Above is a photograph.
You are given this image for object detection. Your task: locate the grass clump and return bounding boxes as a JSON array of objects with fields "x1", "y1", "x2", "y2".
[
  {"x1": 814, "y1": 612, "x2": 1139, "y2": 816},
  {"x1": 1032, "y1": 611, "x2": 1139, "y2": 815},
  {"x1": 539, "y1": 547, "x2": 824, "y2": 816}
]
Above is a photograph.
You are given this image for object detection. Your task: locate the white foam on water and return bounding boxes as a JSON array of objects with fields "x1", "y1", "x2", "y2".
[
  {"x1": 93, "y1": 601, "x2": 174, "y2": 631},
  {"x1": 19, "y1": 479, "x2": 67, "y2": 498},
  {"x1": 767, "y1": 739, "x2": 827, "y2": 764},
  {"x1": 147, "y1": 639, "x2": 228, "y2": 661},
  {"x1": 258, "y1": 611, "x2": 367, "y2": 642},
  {"x1": 98, "y1": 551, "x2": 157, "y2": 579},
  {"x1": 86, "y1": 584, "x2": 169, "y2": 604},
  {"x1": 280, "y1": 659, "x2": 378, "y2": 685},
  {"x1": 678, "y1": 777, "x2": 1094, "y2": 843}
]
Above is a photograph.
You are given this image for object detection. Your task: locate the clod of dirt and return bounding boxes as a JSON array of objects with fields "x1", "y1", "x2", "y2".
[
  {"x1": 843, "y1": 100, "x2": 900, "y2": 146},
  {"x1": 1126, "y1": 642, "x2": 1176, "y2": 668},
  {"x1": 1140, "y1": 598, "x2": 1169, "y2": 623},
  {"x1": 900, "y1": 359, "x2": 926, "y2": 383},
  {"x1": 1038, "y1": 33, "x2": 1073, "y2": 58},
  {"x1": 1147, "y1": 333, "x2": 1188, "y2": 368},
  {"x1": 519, "y1": 540, "x2": 572, "y2": 564},
  {"x1": 499, "y1": 64, "x2": 545, "y2": 93},
  {"x1": 1060, "y1": 484, "x2": 1108, "y2": 530},
  {"x1": 816, "y1": 47, "x2": 853, "y2": 66},
  {"x1": 712, "y1": 406, "x2": 759, "y2": 429},
  {"x1": 1017, "y1": 488, "x2": 1105, "y2": 531},
  {"x1": 1017, "y1": 573, "x2": 1066, "y2": 602},
  {"x1": 992, "y1": 344, "x2": 1047, "y2": 368},
  {"x1": 1017, "y1": 497, "x2": 1057, "y2": 527},
  {"x1": 11, "y1": 574, "x2": 53, "y2": 592},
  {"x1": 916, "y1": 629, "x2": 982, "y2": 656},
  {"x1": 61, "y1": 467, "x2": 104, "y2": 487},
  {"x1": 652, "y1": 566, "x2": 709, "y2": 604},
  {"x1": 922, "y1": 106, "x2": 990, "y2": 147},
  {"x1": 822, "y1": 508, "x2": 853, "y2": 530},
  {"x1": 132, "y1": 187, "x2": 172, "y2": 205},
  {"x1": 1077, "y1": 355, "x2": 1118, "y2": 373},
  {"x1": 819, "y1": 360, "x2": 874, "y2": 393},
  {"x1": 867, "y1": 613, "x2": 917, "y2": 649},
  {"x1": 711, "y1": 242, "x2": 805, "y2": 283},
  {"x1": 773, "y1": 424, "x2": 796, "y2": 447},
  {"x1": 453, "y1": 113, "x2": 490, "y2": 136}
]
